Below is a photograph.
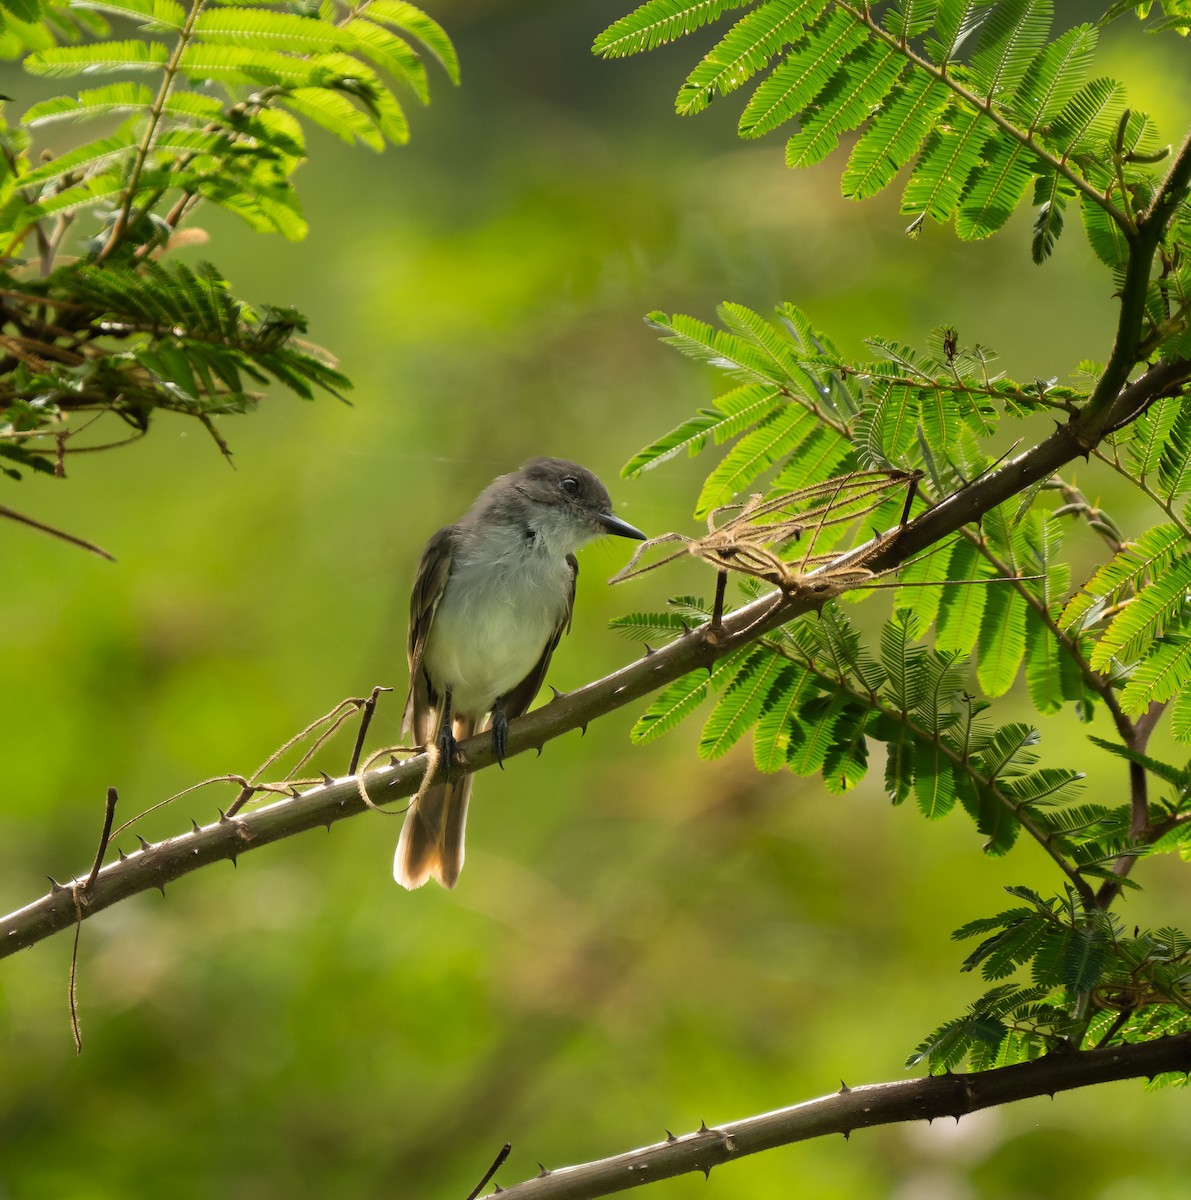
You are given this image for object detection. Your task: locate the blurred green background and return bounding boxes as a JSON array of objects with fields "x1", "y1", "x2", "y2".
[{"x1": 3, "y1": 3, "x2": 1191, "y2": 1197}]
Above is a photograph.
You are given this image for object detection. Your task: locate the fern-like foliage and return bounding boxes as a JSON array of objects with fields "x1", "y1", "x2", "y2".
[
  {"x1": 616, "y1": 255, "x2": 1191, "y2": 1067},
  {"x1": 0, "y1": 258, "x2": 348, "y2": 481},
  {"x1": 0, "y1": 0, "x2": 456, "y2": 541},
  {"x1": 908, "y1": 899, "x2": 1191, "y2": 1072},
  {"x1": 594, "y1": 0, "x2": 1184, "y2": 266},
  {"x1": 3, "y1": 0, "x2": 457, "y2": 249},
  {"x1": 617, "y1": 606, "x2": 1111, "y2": 860}
]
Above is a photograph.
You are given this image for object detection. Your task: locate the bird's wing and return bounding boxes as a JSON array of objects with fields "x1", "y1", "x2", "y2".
[
  {"x1": 498, "y1": 552, "x2": 578, "y2": 721},
  {"x1": 403, "y1": 523, "x2": 457, "y2": 743}
]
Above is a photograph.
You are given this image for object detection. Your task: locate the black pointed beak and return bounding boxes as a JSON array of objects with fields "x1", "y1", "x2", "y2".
[{"x1": 595, "y1": 511, "x2": 647, "y2": 540}]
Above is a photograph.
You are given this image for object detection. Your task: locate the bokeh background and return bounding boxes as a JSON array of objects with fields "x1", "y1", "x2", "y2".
[{"x1": 3, "y1": 3, "x2": 1191, "y2": 1197}]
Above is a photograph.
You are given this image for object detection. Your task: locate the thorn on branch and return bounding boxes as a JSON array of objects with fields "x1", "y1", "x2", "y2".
[
  {"x1": 665, "y1": 1130, "x2": 677, "y2": 1143},
  {"x1": 48, "y1": 877, "x2": 67, "y2": 893},
  {"x1": 135, "y1": 835, "x2": 151, "y2": 852},
  {"x1": 191, "y1": 818, "x2": 201, "y2": 834}
]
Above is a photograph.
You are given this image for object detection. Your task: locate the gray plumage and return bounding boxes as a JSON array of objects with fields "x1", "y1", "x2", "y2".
[{"x1": 395, "y1": 457, "x2": 645, "y2": 889}]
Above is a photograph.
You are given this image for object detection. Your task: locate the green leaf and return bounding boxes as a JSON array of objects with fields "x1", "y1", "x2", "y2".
[
  {"x1": 880, "y1": 608, "x2": 927, "y2": 711},
  {"x1": 23, "y1": 81, "x2": 155, "y2": 125},
  {"x1": 855, "y1": 383, "x2": 912, "y2": 470},
  {"x1": 1091, "y1": 554, "x2": 1191, "y2": 669},
  {"x1": 344, "y1": 17, "x2": 430, "y2": 102},
  {"x1": 24, "y1": 39, "x2": 170, "y2": 76},
  {"x1": 364, "y1": 0, "x2": 459, "y2": 83},
  {"x1": 883, "y1": 721, "x2": 914, "y2": 804},
  {"x1": 977, "y1": 582, "x2": 1028, "y2": 696},
  {"x1": 621, "y1": 383, "x2": 786, "y2": 476},
  {"x1": 822, "y1": 703, "x2": 869, "y2": 792},
  {"x1": 914, "y1": 739, "x2": 957, "y2": 818},
  {"x1": 280, "y1": 86, "x2": 386, "y2": 150},
  {"x1": 1046, "y1": 76, "x2": 1126, "y2": 157},
  {"x1": 1066, "y1": 523, "x2": 1183, "y2": 626},
  {"x1": 1024, "y1": 605, "x2": 1064, "y2": 714},
  {"x1": 843, "y1": 72, "x2": 947, "y2": 200},
  {"x1": 934, "y1": 538, "x2": 994, "y2": 655},
  {"x1": 194, "y1": 8, "x2": 355, "y2": 53},
  {"x1": 19, "y1": 123, "x2": 139, "y2": 187},
  {"x1": 768, "y1": 424, "x2": 854, "y2": 496},
  {"x1": 694, "y1": 402, "x2": 815, "y2": 515},
  {"x1": 71, "y1": 0, "x2": 184, "y2": 28},
  {"x1": 784, "y1": 40, "x2": 903, "y2": 169},
  {"x1": 1030, "y1": 170, "x2": 1074, "y2": 263},
  {"x1": 1086, "y1": 734, "x2": 1191, "y2": 789},
  {"x1": 593, "y1": 0, "x2": 754, "y2": 58},
  {"x1": 1127, "y1": 394, "x2": 1182, "y2": 482},
  {"x1": 969, "y1": 0, "x2": 1053, "y2": 105},
  {"x1": 924, "y1": 0, "x2": 984, "y2": 64},
  {"x1": 1159, "y1": 401, "x2": 1191, "y2": 503},
  {"x1": 1014, "y1": 23, "x2": 1099, "y2": 128},
  {"x1": 1120, "y1": 636, "x2": 1191, "y2": 712},
  {"x1": 629, "y1": 669, "x2": 712, "y2": 744},
  {"x1": 955, "y1": 138, "x2": 1036, "y2": 240},
  {"x1": 893, "y1": 538, "x2": 955, "y2": 627},
  {"x1": 753, "y1": 662, "x2": 818, "y2": 772},
  {"x1": 609, "y1": 609, "x2": 698, "y2": 642},
  {"x1": 901, "y1": 105, "x2": 991, "y2": 226},
  {"x1": 786, "y1": 690, "x2": 848, "y2": 775},
  {"x1": 738, "y1": 7, "x2": 865, "y2": 139},
  {"x1": 645, "y1": 310, "x2": 795, "y2": 385},
  {"x1": 975, "y1": 722, "x2": 1040, "y2": 778},
  {"x1": 1173, "y1": 690, "x2": 1191, "y2": 743},
  {"x1": 699, "y1": 648, "x2": 787, "y2": 758},
  {"x1": 677, "y1": 0, "x2": 819, "y2": 117},
  {"x1": 1060, "y1": 924, "x2": 1108, "y2": 996}
]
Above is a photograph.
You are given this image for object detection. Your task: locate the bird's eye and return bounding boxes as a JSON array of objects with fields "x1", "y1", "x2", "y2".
[{"x1": 560, "y1": 477, "x2": 579, "y2": 495}]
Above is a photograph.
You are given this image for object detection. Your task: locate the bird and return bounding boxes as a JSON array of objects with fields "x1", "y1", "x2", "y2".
[{"x1": 394, "y1": 456, "x2": 646, "y2": 889}]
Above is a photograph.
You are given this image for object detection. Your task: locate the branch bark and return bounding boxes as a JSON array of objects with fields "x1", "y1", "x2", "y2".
[
  {"x1": 481, "y1": 1034, "x2": 1191, "y2": 1199},
  {"x1": 3, "y1": 356, "x2": 1190, "y2": 959}
]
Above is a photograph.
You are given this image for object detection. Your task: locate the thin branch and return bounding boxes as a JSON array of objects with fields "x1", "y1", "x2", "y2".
[
  {"x1": 96, "y1": 0, "x2": 207, "y2": 262},
  {"x1": 835, "y1": 1, "x2": 1133, "y2": 230},
  {"x1": 83, "y1": 788, "x2": 118, "y2": 890},
  {"x1": 4, "y1": 352, "x2": 1191, "y2": 957},
  {"x1": 483, "y1": 1034, "x2": 1191, "y2": 1199},
  {"x1": 0, "y1": 503, "x2": 116, "y2": 561},
  {"x1": 465, "y1": 1144, "x2": 512, "y2": 1200}
]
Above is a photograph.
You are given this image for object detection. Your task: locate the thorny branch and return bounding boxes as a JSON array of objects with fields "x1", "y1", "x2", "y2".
[
  {"x1": 2, "y1": 338, "x2": 1189, "y2": 958},
  {"x1": 480, "y1": 1034, "x2": 1191, "y2": 1199}
]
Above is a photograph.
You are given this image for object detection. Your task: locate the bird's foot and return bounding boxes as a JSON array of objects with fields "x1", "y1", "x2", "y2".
[
  {"x1": 491, "y1": 708, "x2": 508, "y2": 769},
  {"x1": 436, "y1": 724, "x2": 457, "y2": 782}
]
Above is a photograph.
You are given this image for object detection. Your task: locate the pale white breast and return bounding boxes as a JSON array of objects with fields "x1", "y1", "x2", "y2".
[{"x1": 422, "y1": 530, "x2": 573, "y2": 718}]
